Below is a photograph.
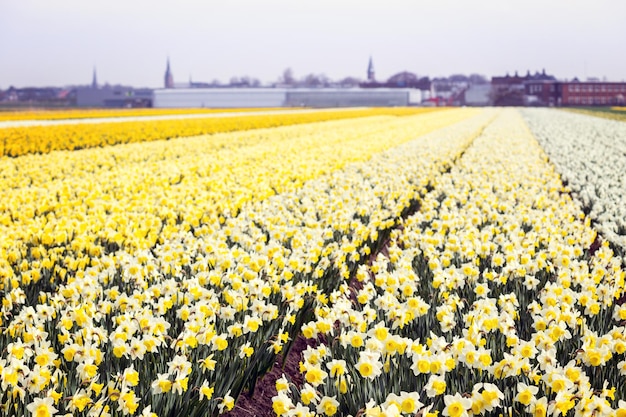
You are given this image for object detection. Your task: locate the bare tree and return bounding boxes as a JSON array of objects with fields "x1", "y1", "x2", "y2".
[
  {"x1": 338, "y1": 76, "x2": 361, "y2": 87},
  {"x1": 469, "y1": 73, "x2": 488, "y2": 85},
  {"x1": 280, "y1": 68, "x2": 295, "y2": 85},
  {"x1": 301, "y1": 73, "x2": 330, "y2": 88}
]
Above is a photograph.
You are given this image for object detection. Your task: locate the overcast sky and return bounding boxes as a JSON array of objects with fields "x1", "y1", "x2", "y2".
[{"x1": 1, "y1": 0, "x2": 625, "y2": 88}]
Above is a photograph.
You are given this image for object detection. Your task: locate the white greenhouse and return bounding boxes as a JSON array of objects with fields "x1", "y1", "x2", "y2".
[{"x1": 153, "y1": 88, "x2": 420, "y2": 108}]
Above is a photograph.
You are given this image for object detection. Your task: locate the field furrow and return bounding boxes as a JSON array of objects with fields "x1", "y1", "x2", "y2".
[{"x1": 4, "y1": 106, "x2": 625, "y2": 417}]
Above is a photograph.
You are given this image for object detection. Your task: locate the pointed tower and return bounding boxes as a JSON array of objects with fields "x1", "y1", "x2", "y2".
[
  {"x1": 164, "y1": 57, "x2": 174, "y2": 88},
  {"x1": 92, "y1": 67, "x2": 98, "y2": 89},
  {"x1": 367, "y1": 56, "x2": 375, "y2": 82}
]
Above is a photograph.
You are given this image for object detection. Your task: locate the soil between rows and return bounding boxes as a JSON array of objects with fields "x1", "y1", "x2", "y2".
[{"x1": 225, "y1": 335, "x2": 317, "y2": 417}]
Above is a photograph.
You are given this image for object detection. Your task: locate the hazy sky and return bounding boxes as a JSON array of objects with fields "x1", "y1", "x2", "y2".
[{"x1": 1, "y1": 0, "x2": 625, "y2": 88}]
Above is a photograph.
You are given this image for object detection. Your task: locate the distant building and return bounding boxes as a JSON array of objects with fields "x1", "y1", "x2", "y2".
[
  {"x1": 285, "y1": 88, "x2": 419, "y2": 107},
  {"x1": 463, "y1": 84, "x2": 492, "y2": 106},
  {"x1": 153, "y1": 88, "x2": 419, "y2": 108},
  {"x1": 3, "y1": 87, "x2": 66, "y2": 104},
  {"x1": 164, "y1": 58, "x2": 174, "y2": 89},
  {"x1": 430, "y1": 77, "x2": 468, "y2": 106},
  {"x1": 367, "y1": 57, "x2": 375, "y2": 82},
  {"x1": 491, "y1": 69, "x2": 626, "y2": 106},
  {"x1": 188, "y1": 76, "x2": 214, "y2": 88},
  {"x1": 154, "y1": 88, "x2": 285, "y2": 108},
  {"x1": 558, "y1": 81, "x2": 626, "y2": 106},
  {"x1": 524, "y1": 80, "x2": 559, "y2": 106},
  {"x1": 492, "y1": 69, "x2": 556, "y2": 106},
  {"x1": 92, "y1": 67, "x2": 98, "y2": 89},
  {"x1": 76, "y1": 86, "x2": 153, "y2": 107}
]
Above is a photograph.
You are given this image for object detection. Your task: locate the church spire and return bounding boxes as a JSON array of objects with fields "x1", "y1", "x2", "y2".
[
  {"x1": 367, "y1": 56, "x2": 375, "y2": 82},
  {"x1": 92, "y1": 66, "x2": 98, "y2": 89},
  {"x1": 164, "y1": 57, "x2": 174, "y2": 88}
]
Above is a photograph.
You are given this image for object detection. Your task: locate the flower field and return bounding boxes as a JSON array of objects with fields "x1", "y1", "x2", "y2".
[{"x1": 1, "y1": 107, "x2": 625, "y2": 417}]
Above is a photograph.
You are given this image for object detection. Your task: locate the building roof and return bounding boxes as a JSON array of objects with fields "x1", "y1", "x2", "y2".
[{"x1": 492, "y1": 69, "x2": 555, "y2": 85}]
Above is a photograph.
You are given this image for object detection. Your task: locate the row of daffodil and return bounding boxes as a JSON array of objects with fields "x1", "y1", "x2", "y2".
[
  {"x1": 0, "y1": 110, "x2": 494, "y2": 416},
  {"x1": 0, "y1": 107, "x2": 436, "y2": 157},
  {"x1": 0, "y1": 108, "x2": 288, "y2": 122},
  {"x1": 522, "y1": 109, "x2": 626, "y2": 264},
  {"x1": 274, "y1": 109, "x2": 626, "y2": 417},
  {"x1": 0, "y1": 109, "x2": 475, "y2": 300}
]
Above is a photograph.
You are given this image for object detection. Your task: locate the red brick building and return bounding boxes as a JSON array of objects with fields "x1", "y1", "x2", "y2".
[
  {"x1": 492, "y1": 70, "x2": 556, "y2": 106},
  {"x1": 492, "y1": 69, "x2": 626, "y2": 106},
  {"x1": 558, "y1": 81, "x2": 626, "y2": 106},
  {"x1": 524, "y1": 81, "x2": 559, "y2": 106}
]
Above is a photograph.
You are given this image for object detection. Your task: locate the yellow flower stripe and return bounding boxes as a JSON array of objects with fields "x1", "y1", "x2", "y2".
[
  {"x1": 289, "y1": 109, "x2": 626, "y2": 416},
  {"x1": 0, "y1": 107, "x2": 438, "y2": 157},
  {"x1": 0, "y1": 107, "x2": 287, "y2": 122}
]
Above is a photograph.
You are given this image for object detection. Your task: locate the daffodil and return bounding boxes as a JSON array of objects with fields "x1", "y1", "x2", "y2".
[
  {"x1": 275, "y1": 374, "x2": 290, "y2": 392},
  {"x1": 272, "y1": 391, "x2": 294, "y2": 416},
  {"x1": 68, "y1": 389, "x2": 92, "y2": 413},
  {"x1": 326, "y1": 359, "x2": 347, "y2": 378},
  {"x1": 26, "y1": 396, "x2": 58, "y2": 417},
  {"x1": 515, "y1": 382, "x2": 539, "y2": 406},
  {"x1": 317, "y1": 396, "x2": 339, "y2": 416},
  {"x1": 356, "y1": 350, "x2": 383, "y2": 380},
  {"x1": 443, "y1": 393, "x2": 472, "y2": 417},
  {"x1": 303, "y1": 364, "x2": 328, "y2": 387},
  {"x1": 150, "y1": 373, "x2": 172, "y2": 394},
  {"x1": 218, "y1": 392, "x2": 235, "y2": 413},
  {"x1": 425, "y1": 374, "x2": 447, "y2": 397},
  {"x1": 118, "y1": 389, "x2": 140, "y2": 415},
  {"x1": 198, "y1": 380, "x2": 214, "y2": 401}
]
